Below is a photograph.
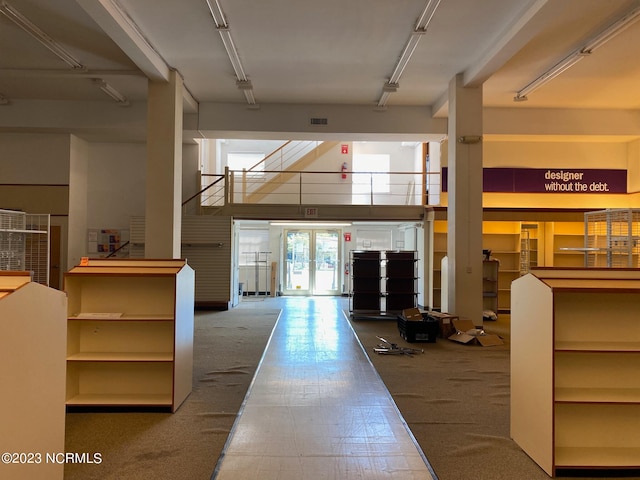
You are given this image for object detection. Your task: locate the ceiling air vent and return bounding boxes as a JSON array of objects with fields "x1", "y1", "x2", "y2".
[{"x1": 310, "y1": 117, "x2": 328, "y2": 125}]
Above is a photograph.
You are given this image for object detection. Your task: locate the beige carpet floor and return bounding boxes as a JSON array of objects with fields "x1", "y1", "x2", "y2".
[
  {"x1": 63, "y1": 302, "x2": 640, "y2": 480},
  {"x1": 64, "y1": 308, "x2": 279, "y2": 480}
]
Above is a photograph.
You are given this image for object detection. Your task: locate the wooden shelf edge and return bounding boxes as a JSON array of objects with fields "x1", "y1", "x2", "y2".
[
  {"x1": 67, "y1": 352, "x2": 174, "y2": 362},
  {"x1": 66, "y1": 393, "x2": 172, "y2": 406}
]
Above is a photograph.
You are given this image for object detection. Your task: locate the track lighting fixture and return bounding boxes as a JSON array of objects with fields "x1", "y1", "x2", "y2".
[
  {"x1": 0, "y1": 1, "x2": 85, "y2": 70},
  {"x1": 514, "y1": 5, "x2": 640, "y2": 101}
]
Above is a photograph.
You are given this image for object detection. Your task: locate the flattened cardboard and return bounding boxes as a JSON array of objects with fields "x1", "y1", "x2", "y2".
[
  {"x1": 477, "y1": 334, "x2": 504, "y2": 347},
  {"x1": 448, "y1": 318, "x2": 503, "y2": 346},
  {"x1": 448, "y1": 332, "x2": 476, "y2": 344}
]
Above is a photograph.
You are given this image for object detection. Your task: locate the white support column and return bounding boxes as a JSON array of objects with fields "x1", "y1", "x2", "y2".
[
  {"x1": 145, "y1": 70, "x2": 183, "y2": 258},
  {"x1": 446, "y1": 74, "x2": 483, "y2": 325}
]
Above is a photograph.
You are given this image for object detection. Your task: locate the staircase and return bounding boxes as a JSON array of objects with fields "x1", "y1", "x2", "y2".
[{"x1": 242, "y1": 140, "x2": 338, "y2": 203}]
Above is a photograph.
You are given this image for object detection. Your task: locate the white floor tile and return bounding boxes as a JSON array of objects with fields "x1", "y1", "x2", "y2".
[{"x1": 212, "y1": 297, "x2": 436, "y2": 480}]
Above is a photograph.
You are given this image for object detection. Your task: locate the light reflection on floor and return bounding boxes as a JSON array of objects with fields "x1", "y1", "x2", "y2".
[{"x1": 213, "y1": 296, "x2": 436, "y2": 479}]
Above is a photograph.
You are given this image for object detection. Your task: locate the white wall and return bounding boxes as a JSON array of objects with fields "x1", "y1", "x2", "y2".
[
  {"x1": 0, "y1": 132, "x2": 206, "y2": 271},
  {"x1": 0, "y1": 132, "x2": 70, "y2": 184},
  {"x1": 87, "y1": 143, "x2": 146, "y2": 231},
  {"x1": 0, "y1": 132, "x2": 74, "y2": 274},
  {"x1": 245, "y1": 141, "x2": 423, "y2": 205},
  {"x1": 182, "y1": 143, "x2": 200, "y2": 203},
  {"x1": 67, "y1": 136, "x2": 89, "y2": 268}
]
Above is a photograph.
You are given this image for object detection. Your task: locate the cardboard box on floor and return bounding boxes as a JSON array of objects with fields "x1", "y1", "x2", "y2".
[
  {"x1": 425, "y1": 311, "x2": 457, "y2": 338},
  {"x1": 448, "y1": 318, "x2": 503, "y2": 346},
  {"x1": 401, "y1": 308, "x2": 423, "y2": 321}
]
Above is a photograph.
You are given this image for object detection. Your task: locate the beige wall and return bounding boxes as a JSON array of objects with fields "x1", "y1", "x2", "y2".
[{"x1": 440, "y1": 137, "x2": 639, "y2": 209}]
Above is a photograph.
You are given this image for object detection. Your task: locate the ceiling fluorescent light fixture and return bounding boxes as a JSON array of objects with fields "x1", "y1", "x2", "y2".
[
  {"x1": 580, "y1": 6, "x2": 640, "y2": 53},
  {"x1": 514, "y1": 5, "x2": 640, "y2": 101},
  {"x1": 218, "y1": 28, "x2": 247, "y2": 81},
  {"x1": 388, "y1": 33, "x2": 422, "y2": 85},
  {"x1": 513, "y1": 52, "x2": 586, "y2": 101},
  {"x1": 377, "y1": 0, "x2": 441, "y2": 108},
  {"x1": 415, "y1": 0, "x2": 442, "y2": 32},
  {"x1": 0, "y1": 1, "x2": 85, "y2": 70},
  {"x1": 237, "y1": 79, "x2": 257, "y2": 105},
  {"x1": 93, "y1": 79, "x2": 130, "y2": 106},
  {"x1": 205, "y1": 0, "x2": 257, "y2": 107},
  {"x1": 205, "y1": 0, "x2": 227, "y2": 28}
]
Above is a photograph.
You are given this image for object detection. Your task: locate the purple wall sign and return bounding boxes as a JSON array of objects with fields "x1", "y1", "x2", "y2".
[{"x1": 441, "y1": 168, "x2": 627, "y2": 193}]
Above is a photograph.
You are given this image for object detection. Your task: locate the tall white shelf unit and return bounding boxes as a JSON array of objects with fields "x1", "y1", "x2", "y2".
[
  {"x1": 0, "y1": 272, "x2": 66, "y2": 480},
  {"x1": 511, "y1": 268, "x2": 640, "y2": 477},
  {"x1": 64, "y1": 259, "x2": 195, "y2": 412}
]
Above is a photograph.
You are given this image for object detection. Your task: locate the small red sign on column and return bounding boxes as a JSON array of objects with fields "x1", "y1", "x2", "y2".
[
  {"x1": 344, "y1": 232, "x2": 351, "y2": 242},
  {"x1": 341, "y1": 144, "x2": 349, "y2": 154}
]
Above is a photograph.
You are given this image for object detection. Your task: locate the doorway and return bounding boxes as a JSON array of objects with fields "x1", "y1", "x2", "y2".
[{"x1": 283, "y1": 229, "x2": 341, "y2": 295}]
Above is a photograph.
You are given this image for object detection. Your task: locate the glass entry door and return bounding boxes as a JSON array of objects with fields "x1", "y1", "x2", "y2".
[{"x1": 284, "y1": 229, "x2": 340, "y2": 295}]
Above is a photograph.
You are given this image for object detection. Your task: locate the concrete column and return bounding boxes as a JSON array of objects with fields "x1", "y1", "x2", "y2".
[
  {"x1": 145, "y1": 70, "x2": 183, "y2": 258},
  {"x1": 446, "y1": 74, "x2": 483, "y2": 325}
]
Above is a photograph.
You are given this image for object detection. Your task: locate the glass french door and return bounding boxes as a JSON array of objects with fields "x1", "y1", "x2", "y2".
[{"x1": 283, "y1": 229, "x2": 340, "y2": 295}]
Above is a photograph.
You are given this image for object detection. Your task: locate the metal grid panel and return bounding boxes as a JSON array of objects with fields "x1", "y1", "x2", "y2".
[
  {"x1": 0, "y1": 209, "x2": 26, "y2": 271},
  {"x1": 25, "y1": 214, "x2": 50, "y2": 285},
  {"x1": 0, "y1": 210, "x2": 49, "y2": 283},
  {"x1": 585, "y1": 209, "x2": 640, "y2": 267}
]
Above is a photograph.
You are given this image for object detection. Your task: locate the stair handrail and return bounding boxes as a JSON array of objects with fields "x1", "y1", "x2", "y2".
[
  {"x1": 182, "y1": 174, "x2": 225, "y2": 207},
  {"x1": 106, "y1": 240, "x2": 130, "y2": 258},
  {"x1": 247, "y1": 140, "x2": 292, "y2": 173}
]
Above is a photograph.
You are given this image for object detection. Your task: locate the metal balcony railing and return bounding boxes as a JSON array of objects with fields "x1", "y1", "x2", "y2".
[{"x1": 183, "y1": 169, "x2": 442, "y2": 214}]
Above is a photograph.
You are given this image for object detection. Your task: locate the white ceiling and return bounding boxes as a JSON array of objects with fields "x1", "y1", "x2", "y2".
[{"x1": 1, "y1": 0, "x2": 639, "y2": 141}]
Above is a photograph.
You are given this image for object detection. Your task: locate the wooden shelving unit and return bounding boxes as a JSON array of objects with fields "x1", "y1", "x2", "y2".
[
  {"x1": 432, "y1": 220, "x2": 447, "y2": 311},
  {"x1": 482, "y1": 259, "x2": 499, "y2": 318},
  {"x1": 551, "y1": 221, "x2": 585, "y2": 267},
  {"x1": 511, "y1": 268, "x2": 640, "y2": 477},
  {"x1": 0, "y1": 272, "x2": 66, "y2": 480},
  {"x1": 482, "y1": 221, "x2": 521, "y2": 312},
  {"x1": 64, "y1": 259, "x2": 195, "y2": 412}
]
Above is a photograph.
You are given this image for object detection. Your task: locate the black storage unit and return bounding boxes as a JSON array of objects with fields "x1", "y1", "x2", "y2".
[
  {"x1": 349, "y1": 250, "x2": 418, "y2": 317},
  {"x1": 350, "y1": 250, "x2": 381, "y2": 312},
  {"x1": 385, "y1": 251, "x2": 418, "y2": 312}
]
